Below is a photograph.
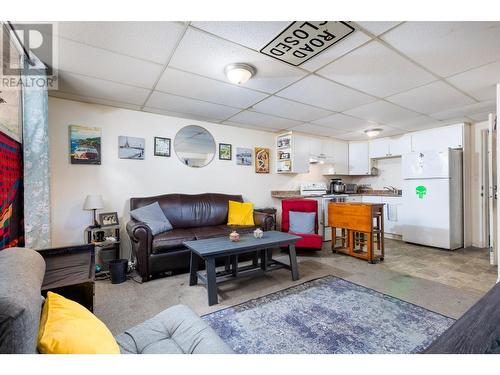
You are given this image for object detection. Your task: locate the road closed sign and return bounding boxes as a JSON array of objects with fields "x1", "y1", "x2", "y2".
[{"x1": 260, "y1": 21, "x2": 355, "y2": 66}]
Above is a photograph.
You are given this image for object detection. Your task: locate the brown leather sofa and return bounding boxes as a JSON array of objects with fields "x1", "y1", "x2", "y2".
[{"x1": 126, "y1": 193, "x2": 275, "y2": 281}]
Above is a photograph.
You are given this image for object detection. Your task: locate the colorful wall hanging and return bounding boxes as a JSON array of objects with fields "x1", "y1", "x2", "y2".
[{"x1": 0, "y1": 131, "x2": 24, "y2": 250}]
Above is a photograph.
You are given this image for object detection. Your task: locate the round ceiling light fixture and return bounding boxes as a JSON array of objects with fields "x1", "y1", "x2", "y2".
[
  {"x1": 225, "y1": 63, "x2": 256, "y2": 85},
  {"x1": 364, "y1": 128, "x2": 383, "y2": 137}
]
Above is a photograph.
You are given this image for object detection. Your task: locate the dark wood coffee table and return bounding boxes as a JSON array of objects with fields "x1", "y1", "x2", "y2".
[{"x1": 184, "y1": 231, "x2": 301, "y2": 305}]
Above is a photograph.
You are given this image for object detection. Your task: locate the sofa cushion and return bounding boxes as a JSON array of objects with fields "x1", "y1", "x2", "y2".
[
  {"x1": 152, "y1": 228, "x2": 196, "y2": 254},
  {"x1": 130, "y1": 202, "x2": 172, "y2": 235},
  {"x1": 227, "y1": 200, "x2": 255, "y2": 226},
  {"x1": 0, "y1": 247, "x2": 46, "y2": 354},
  {"x1": 115, "y1": 304, "x2": 233, "y2": 354},
  {"x1": 37, "y1": 292, "x2": 120, "y2": 354}
]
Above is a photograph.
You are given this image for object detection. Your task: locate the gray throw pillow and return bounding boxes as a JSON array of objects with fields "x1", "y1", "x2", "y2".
[
  {"x1": 130, "y1": 202, "x2": 173, "y2": 235},
  {"x1": 289, "y1": 211, "x2": 316, "y2": 234}
]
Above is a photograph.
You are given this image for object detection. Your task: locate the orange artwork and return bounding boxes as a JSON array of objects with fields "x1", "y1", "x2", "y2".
[{"x1": 254, "y1": 147, "x2": 270, "y2": 174}]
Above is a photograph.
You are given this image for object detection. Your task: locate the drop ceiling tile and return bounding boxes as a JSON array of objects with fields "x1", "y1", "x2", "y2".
[
  {"x1": 468, "y1": 112, "x2": 493, "y2": 122},
  {"x1": 317, "y1": 40, "x2": 436, "y2": 97},
  {"x1": 289, "y1": 123, "x2": 349, "y2": 137},
  {"x1": 311, "y1": 113, "x2": 374, "y2": 131},
  {"x1": 58, "y1": 37, "x2": 163, "y2": 88},
  {"x1": 191, "y1": 21, "x2": 289, "y2": 51},
  {"x1": 382, "y1": 22, "x2": 500, "y2": 77},
  {"x1": 57, "y1": 22, "x2": 186, "y2": 64},
  {"x1": 344, "y1": 100, "x2": 421, "y2": 124},
  {"x1": 169, "y1": 28, "x2": 307, "y2": 94},
  {"x1": 386, "y1": 81, "x2": 475, "y2": 115},
  {"x1": 49, "y1": 90, "x2": 143, "y2": 111},
  {"x1": 336, "y1": 125, "x2": 405, "y2": 141},
  {"x1": 430, "y1": 100, "x2": 496, "y2": 121},
  {"x1": 145, "y1": 91, "x2": 241, "y2": 121},
  {"x1": 446, "y1": 60, "x2": 500, "y2": 101},
  {"x1": 278, "y1": 75, "x2": 376, "y2": 112},
  {"x1": 142, "y1": 107, "x2": 224, "y2": 123},
  {"x1": 388, "y1": 116, "x2": 443, "y2": 131},
  {"x1": 300, "y1": 30, "x2": 372, "y2": 72},
  {"x1": 224, "y1": 110, "x2": 303, "y2": 130},
  {"x1": 156, "y1": 68, "x2": 267, "y2": 109},
  {"x1": 354, "y1": 21, "x2": 402, "y2": 35},
  {"x1": 221, "y1": 121, "x2": 279, "y2": 132},
  {"x1": 251, "y1": 96, "x2": 333, "y2": 122},
  {"x1": 57, "y1": 71, "x2": 151, "y2": 105}
]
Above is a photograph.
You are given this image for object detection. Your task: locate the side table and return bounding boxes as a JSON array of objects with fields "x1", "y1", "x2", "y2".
[{"x1": 84, "y1": 225, "x2": 120, "y2": 273}]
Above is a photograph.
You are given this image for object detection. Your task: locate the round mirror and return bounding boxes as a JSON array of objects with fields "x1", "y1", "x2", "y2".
[{"x1": 174, "y1": 125, "x2": 216, "y2": 168}]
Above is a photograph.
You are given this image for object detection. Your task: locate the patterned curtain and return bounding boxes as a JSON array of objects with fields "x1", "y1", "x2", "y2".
[
  {"x1": 0, "y1": 131, "x2": 23, "y2": 249},
  {"x1": 22, "y1": 55, "x2": 51, "y2": 249}
]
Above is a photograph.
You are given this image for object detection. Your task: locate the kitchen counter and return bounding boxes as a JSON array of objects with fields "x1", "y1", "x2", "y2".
[{"x1": 271, "y1": 190, "x2": 402, "y2": 199}]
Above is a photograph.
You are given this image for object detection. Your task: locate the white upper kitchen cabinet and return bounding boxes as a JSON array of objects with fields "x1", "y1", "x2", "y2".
[
  {"x1": 369, "y1": 138, "x2": 390, "y2": 159},
  {"x1": 411, "y1": 123, "x2": 464, "y2": 152},
  {"x1": 276, "y1": 132, "x2": 310, "y2": 174},
  {"x1": 389, "y1": 135, "x2": 412, "y2": 156},
  {"x1": 348, "y1": 141, "x2": 370, "y2": 175},
  {"x1": 321, "y1": 139, "x2": 349, "y2": 175},
  {"x1": 369, "y1": 135, "x2": 411, "y2": 159},
  {"x1": 308, "y1": 137, "x2": 323, "y2": 161}
]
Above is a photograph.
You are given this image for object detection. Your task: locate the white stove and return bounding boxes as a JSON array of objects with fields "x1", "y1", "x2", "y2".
[{"x1": 300, "y1": 182, "x2": 328, "y2": 196}]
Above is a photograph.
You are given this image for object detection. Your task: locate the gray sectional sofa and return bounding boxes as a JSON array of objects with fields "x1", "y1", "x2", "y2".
[{"x1": 0, "y1": 247, "x2": 233, "y2": 354}]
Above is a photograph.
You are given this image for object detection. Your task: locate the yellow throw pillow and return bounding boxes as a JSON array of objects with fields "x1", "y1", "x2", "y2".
[
  {"x1": 38, "y1": 292, "x2": 120, "y2": 354},
  {"x1": 227, "y1": 200, "x2": 255, "y2": 226}
]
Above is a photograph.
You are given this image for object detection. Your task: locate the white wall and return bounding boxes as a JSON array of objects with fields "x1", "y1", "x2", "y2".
[
  {"x1": 344, "y1": 157, "x2": 403, "y2": 190},
  {"x1": 48, "y1": 97, "x2": 329, "y2": 258}
]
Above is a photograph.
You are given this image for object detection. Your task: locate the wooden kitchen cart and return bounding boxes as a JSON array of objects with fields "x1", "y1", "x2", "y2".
[{"x1": 328, "y1": 202, "x2": 385, "y2": 263}]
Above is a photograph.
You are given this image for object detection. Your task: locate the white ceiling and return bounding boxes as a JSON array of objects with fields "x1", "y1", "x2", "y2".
[{"x1": 48, "y1": 21, "x2": 500, "y2": 140}]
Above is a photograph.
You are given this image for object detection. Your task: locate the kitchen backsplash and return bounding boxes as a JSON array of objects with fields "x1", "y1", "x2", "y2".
[{"x1": 343, "y1": 157, "x2": 403, "y2": 190}]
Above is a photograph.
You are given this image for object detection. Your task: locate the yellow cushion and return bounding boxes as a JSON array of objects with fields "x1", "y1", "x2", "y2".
[
  {"x1": 227, "y1": 200, "x2": 255, "y2": 226},
  {"x1": 38, "y1": 292, "x2": 120, "y2": 354}
]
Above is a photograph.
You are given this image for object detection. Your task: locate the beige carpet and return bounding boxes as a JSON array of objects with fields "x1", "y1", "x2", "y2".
[{"x1": 94, "y1": 239, "x2": 495, "y2": 335}]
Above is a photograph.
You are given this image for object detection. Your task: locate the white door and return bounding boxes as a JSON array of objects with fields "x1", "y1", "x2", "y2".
[
  {"x1": 402, "y1": 151, "x2": 450, "y2": 179},
  {"x1": 402, "y1": 178, "x2": 451, "y2": 249},
  {"x1": 489, "y1": 113, "x2": 498, "y2": 266}
]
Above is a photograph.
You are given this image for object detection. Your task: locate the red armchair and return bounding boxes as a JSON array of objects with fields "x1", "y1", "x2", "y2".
[{"x1": 281, "y1": 199, "x2": 323, "y2": 250}]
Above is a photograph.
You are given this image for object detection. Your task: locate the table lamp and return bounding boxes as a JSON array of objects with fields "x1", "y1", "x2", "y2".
[{"x1": 84, "y1": 194, "x2": 104, "y2": 228}]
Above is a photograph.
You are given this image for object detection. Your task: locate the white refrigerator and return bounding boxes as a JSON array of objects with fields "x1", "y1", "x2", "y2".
[{"x1": 401, "y1": 149, "x2": 463, "y2": 250}]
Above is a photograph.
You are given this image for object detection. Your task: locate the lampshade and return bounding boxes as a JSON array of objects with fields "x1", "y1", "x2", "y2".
[{"x1": 83, "y1": 194, "x2": 104, "y2": 210}]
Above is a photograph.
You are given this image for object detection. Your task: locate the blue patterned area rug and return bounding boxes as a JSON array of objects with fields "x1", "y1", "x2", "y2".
[{"x1": 202, "y1": 276, "x2": 455, "y2": 354}]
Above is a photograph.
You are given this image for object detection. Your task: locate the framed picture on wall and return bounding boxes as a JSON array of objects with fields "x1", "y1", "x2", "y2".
[
  {"x1": 236, "y1": 147, "x2": 252, "y2": 166},
  {"x1": 119, "y1": 136, "x2": 145, "y2": 160},
  {"x1": 218, "y1": 143, "x2": 232, "y2": 160},
  {"x1": 69, "y1": 125, "x2": 102, "y2": 165},
  {"x1": 255, "y1": 147, "x2": 270, "y2": 173},
  {"x1": 154, "y1": 137, "x2": 171, "y2": 157}
]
